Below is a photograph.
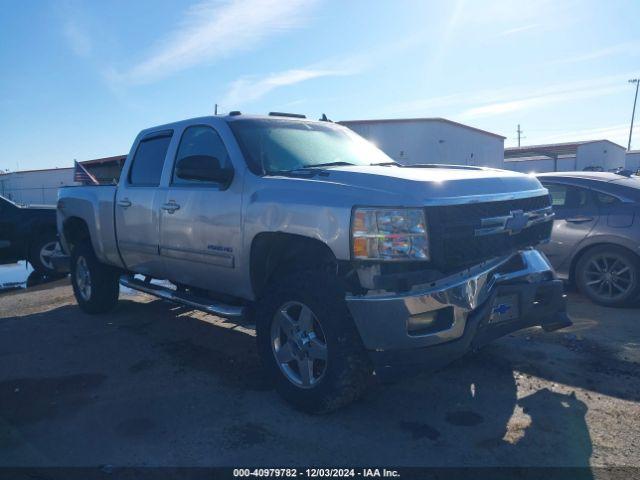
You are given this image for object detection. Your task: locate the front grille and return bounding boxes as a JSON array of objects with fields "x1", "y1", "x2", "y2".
[{"x1": 427, "y1": 194, "x2": 552, "y2": 272}]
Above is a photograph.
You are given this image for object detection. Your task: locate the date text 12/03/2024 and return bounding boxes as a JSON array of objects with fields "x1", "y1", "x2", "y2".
[{"x1": 233, "y1": 469, "x2": 400, "y2": 478}]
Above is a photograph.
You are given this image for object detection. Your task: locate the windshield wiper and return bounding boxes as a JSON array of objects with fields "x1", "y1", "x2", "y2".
[
  {"x1": 265, "y1": 161, "x2": 356, "y2": 176},
  {"x1": 305, "y1": 161, "x2": 357, "y2": 168},
  {"x1": 370, "y1": 161, "x2": 401, "y2": 166}
]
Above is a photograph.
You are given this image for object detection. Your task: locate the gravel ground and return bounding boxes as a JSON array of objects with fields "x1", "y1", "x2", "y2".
[{"x1": 0, "y1": 277, "x2": 638, "y2": 468}]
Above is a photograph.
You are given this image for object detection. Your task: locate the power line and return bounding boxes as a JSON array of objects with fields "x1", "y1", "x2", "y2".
[
  {"x1": 628, "y1": 78, "x2": 639, "y2": 150},
  {"x1": 516, "y1": 124, "x2": 525, "y2": 147}
]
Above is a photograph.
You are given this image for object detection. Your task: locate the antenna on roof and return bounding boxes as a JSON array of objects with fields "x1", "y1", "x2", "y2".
[{"x1": 320, "y1": 113, "x2": 332, "y2": 122}]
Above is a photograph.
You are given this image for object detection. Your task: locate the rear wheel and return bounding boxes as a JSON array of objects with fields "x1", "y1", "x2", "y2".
[
  {"x1": 71, "y1": 241, "x2": 120, "y2": 313},
  {"x1": 576, "y1": 245, "x2": 640, "y2": 307},
  {"x1": 256, "y1": 270, "x2": 371, "y2": 414}
]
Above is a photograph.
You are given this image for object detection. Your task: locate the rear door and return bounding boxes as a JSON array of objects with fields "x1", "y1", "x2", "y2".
[
  {"x1": 539, "y1": 182, "x2": 599, "y2": 274},
  {"x1": 159, "y1": 124, "x2": 242, "y2": 294},
  {"x1": 593, "y1": 190, "x2": 635, "y2": 229},
  {"x1": 115, "y1": 131, "x2": 173, "y2": 277}
]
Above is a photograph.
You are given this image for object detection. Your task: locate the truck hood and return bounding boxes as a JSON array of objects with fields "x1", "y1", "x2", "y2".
[{"x1": 310, "y1": 165, "x2": 547, "y2": 204}]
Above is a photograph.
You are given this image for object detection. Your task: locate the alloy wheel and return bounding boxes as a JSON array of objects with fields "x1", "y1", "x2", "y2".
[
  {"x1": 39, "y1": 241, "x2": 58, "y2": 271},
  {"x1": 75, "y1": 256, "x2": 92, "y2": 301},
  {"x1": 270, "y1": 301, "x2": 328, "y2": 388},
  {"x1": 583, "y1": 253, "x2": 635, "y2": 302}
]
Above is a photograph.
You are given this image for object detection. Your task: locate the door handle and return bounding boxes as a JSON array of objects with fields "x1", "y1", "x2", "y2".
[
  {"x1": 565, "y1": 216, "x2": 593, "y2": 223},
  {"x1": 161, "y1": 201, "x2": 180, "y2": 214},
  {"x1": 117, "y1": 198, "x2": 132, "y2": 208}
]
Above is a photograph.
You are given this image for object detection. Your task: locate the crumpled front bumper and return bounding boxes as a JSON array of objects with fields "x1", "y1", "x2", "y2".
[{"x1": 345, "y1": 249, "x2": 570, "y2": 375}]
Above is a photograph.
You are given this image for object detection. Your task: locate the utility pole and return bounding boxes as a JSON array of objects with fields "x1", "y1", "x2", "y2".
[
  {"x1": 628, "y1": 79, "x2": 640, "y2": 150},
  {"x1": 516, "y1": 124, "x2": 524, "y2": 147}
]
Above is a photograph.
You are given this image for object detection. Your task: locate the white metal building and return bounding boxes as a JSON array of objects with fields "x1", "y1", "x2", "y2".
[
  {"x1": 504, "y1": 140, "x2": 627, "y2": 173},
  {"x1": 0, "y1": 155, "x2": 125, "y2": 205},
  {"x1": 626, "y1": 150, "x2": 640, "y2": 171},
  {"x1": 0, "y1": 167, "x2": 75, "y2": 205},
  {"x1": 340, "y1": 118, "x2": 506, "y2": 169}
]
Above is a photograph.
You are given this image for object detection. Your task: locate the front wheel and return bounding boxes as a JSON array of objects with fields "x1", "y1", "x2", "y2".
[
  {"x1": 576, "y1": 245, "x2": 640, "y2": 307},
  {"x1": 256, "y1": 270, "x2": 371, "y2": 414},
  {"x1": 71, "y1": 242, "x2": 120, "y2": 314}
]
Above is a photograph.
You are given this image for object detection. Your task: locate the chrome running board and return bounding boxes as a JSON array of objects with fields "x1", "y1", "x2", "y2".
[{"x1": 120, "y1": 275, "x2": 245, "y2": 319}]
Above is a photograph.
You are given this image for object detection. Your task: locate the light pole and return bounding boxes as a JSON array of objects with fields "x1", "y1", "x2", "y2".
[{"x1": 629, "y1": 78, "x2": 640, "y2": 151}]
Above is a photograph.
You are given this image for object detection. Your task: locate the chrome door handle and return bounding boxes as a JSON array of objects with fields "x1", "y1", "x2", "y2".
[
  {"x1": 565, "y1": 216, "x2": 593, "y2": 223},
  {"x1": 117, "y1": 198, "x2": 132, "y2": 208},
  {"x1": 161, "y1": 202, "x2": 180, "y2": 214}
]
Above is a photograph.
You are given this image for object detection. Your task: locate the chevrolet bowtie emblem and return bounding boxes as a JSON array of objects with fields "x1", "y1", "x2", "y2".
[
  {"x1": 503, "y1": 209, "x2": 528, "y2": 234},
  {"x1": 474, "y1": 207, "x2": 554, "y2": 237}
]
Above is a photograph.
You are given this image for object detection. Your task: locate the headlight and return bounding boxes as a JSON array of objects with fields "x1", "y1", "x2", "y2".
[{"x1": 351, "y1": 208, "x2": 429, "y2": 261}]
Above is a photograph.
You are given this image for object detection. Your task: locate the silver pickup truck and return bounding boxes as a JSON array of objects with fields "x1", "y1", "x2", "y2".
[{"x1": 57, "y1": 112, "x2": 570, "y2": 413}]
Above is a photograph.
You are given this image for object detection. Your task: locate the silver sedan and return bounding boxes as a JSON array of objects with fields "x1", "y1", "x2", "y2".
[{"x1": 537, "y1": 172, "x2": 640, "y2": 307}]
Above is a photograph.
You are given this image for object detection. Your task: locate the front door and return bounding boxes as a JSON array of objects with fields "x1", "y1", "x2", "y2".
[
  {"x1": 159, "y1": 124, "x2": 242, "y2": 295},
  {"x1": 115, "y1": 131, "x2": 173, "y2": 278},
  {"x1": 540, "y1": 182, "x2": 599, "y2": 275},
  {"x1": 0, "y1": 197, "x2": 19, "y2": 264}
]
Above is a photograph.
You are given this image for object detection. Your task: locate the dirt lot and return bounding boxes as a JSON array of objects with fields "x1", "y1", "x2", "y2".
[{"x1": 0, "y1": 277, "x2": 638, "y2": 468}]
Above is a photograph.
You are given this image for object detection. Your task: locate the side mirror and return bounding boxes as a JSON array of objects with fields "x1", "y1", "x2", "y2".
[{"x1": 175, "y1": 155, "x2": 234, "y2": 185}]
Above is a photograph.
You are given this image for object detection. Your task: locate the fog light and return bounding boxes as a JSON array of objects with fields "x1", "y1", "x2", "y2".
[
  {"x1": 407, "y1": 307, "x2": 454, "y2": 335},
  {"x1": 408, "y1": 312, "x2": 438, "y2": 332}
]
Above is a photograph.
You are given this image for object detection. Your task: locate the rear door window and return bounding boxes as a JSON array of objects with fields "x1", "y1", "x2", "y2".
[
  {"x1": 594, "y1": 192, "x2": 621, "y2": 206},
  {"x1": 545, "y1": 184, "x2": 589, "y2": 209},
  {"x1": 128, "y1": 133, "x2": 173, "y2": 186}
]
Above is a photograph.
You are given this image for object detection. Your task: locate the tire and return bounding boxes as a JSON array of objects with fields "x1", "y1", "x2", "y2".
[
  {"x1": 29, "y1": 231, "x2": 58, "y2": 274},
  {"x1": 71, "y1": 241, "x2": 120, "y2": 314},
  {"x1": 256, "y1": 270, "x2": 371, "y2": 414},
  {"x1": 575, "y1": 245, "x2": 640, "y2": 307}
]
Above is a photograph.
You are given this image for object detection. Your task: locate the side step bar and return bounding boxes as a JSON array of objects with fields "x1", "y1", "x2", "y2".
[{"x1": 119, "y1": 276, "x2": 245, "y2": 320}]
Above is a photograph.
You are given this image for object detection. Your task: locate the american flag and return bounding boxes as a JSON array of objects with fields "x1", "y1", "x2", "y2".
[{"x1": 74, "y1": 160, "x2": 99, "y2": 185}]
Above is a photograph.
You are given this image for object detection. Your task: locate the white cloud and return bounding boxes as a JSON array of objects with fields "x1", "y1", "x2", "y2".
[
  {"x1": 63, "y1": 20, "x2": 92, "y2": 57},
  {"x1": 550, "y1": 41, "x2": 640, "y2": 65},
  {"x1": 59, "y1": 0, "x2": 92, "y2": 57},
  {"x1": 458, "y1": 84, "x2": 626, "y2": 120},
  {"x1": 388, "y1": 73, "x2": 634, "y2": 120},
  {"x1": 113, "y1": 0, "x2": 317, "y2": 85},
  {"x1": 496, "y1": 23, "x2": 540, "y2": 37},
  {"x1": 528, "y1": 124, "x2": 631, "y2": 148},
  {"x1": 220, "y1": 33, "x2": 426, "y2": 107},
  {"x1": 222, "y1": 68, "x2": 351, "y2": 107}
]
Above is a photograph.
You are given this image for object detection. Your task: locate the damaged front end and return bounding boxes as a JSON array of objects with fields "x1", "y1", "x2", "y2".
[{"x1": 345, "y1": 249, "x2": 571, "y2": 378}]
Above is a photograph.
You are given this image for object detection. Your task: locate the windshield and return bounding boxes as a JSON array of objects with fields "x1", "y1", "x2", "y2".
[{"x1": 228, "y1": 119, "x2": 393, "y2": 174}]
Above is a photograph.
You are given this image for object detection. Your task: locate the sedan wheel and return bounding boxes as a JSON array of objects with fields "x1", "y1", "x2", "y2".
[
  {"x1": 577, "y1": 246, "x2": 640, "y2": 307},
  {"x1": 584, "y1": 254, "x2": 633, "y2": 300}
]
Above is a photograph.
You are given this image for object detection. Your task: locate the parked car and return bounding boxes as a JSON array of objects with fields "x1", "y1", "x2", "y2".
[
  {"x1": 56, "y1": 113, "x2": 569, "y2": 413},
  {"x1": 608, "y1": 167, "x2": 635, "y2": 177},
  {"x1": 0, "y1": 194, "x2": 60, "y2": 274},
  {"x1": 537, "y1": 172, "x2": 640, "y2": 307}
]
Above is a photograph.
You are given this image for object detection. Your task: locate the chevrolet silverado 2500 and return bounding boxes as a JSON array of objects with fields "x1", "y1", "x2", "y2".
[{"x1": 57, "y1": 113, "x2": 570, "y2": 413}]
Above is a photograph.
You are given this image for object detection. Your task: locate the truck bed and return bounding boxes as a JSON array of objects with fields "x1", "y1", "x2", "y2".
[{"x1": 57, "y1": 185, "x2": 124, "y2": 268}]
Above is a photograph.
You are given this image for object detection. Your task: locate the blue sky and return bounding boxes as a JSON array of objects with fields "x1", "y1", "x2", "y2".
[{"x1": 1, "y1": 0, "x2": 639, "y2": 171}]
